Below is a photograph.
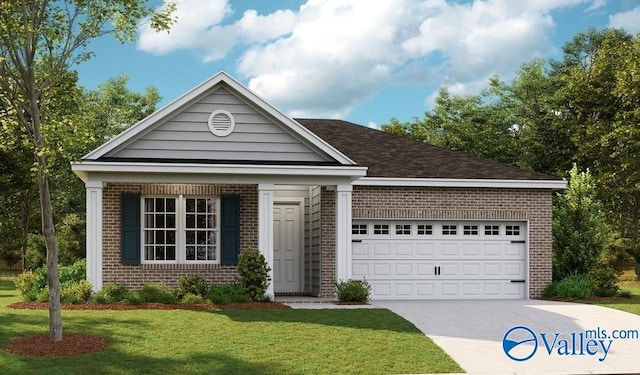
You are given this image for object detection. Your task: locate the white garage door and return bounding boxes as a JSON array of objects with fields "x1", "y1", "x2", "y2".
[{"x1": 351, "y1": 221, "x2": 527, "y2": 300}]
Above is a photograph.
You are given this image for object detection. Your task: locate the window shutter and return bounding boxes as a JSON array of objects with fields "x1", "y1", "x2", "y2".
[
  {"x1": 121, "y1": 193, "x2": 141, "y2": 265},
  {"x1": 221, "y1": 195, "x2": 240, "y2": 265}
]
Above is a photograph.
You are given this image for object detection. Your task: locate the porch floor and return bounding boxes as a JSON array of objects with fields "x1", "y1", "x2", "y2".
[{"x1": 274, "y1": 296, "x2": 337, "y2": 304}]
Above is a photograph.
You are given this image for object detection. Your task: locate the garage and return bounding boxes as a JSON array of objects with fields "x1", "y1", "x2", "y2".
[{"x1": 351, "y1": 221, "x2": 527, "y2": 299}]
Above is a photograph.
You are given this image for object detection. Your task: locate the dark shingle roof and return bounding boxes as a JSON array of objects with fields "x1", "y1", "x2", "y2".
[{"x1": 296, "y1": 118, "x2": 558, "y2": 180}]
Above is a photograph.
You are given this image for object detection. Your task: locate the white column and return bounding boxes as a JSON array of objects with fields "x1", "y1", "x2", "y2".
[
  {"x1": 86, "y1": 179, "x2": 103, "y2": 291},
  {"x1": 335, "y1": 184, "x2": 353, "y2": 282},
  {"x1": 258, "y1": 183, "x2": 275, "y2": 299}
]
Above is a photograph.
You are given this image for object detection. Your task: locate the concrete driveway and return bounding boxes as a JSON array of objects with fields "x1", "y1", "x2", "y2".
[{"x1": 373, "y1": 300, "x2": 640, "y2": 374}]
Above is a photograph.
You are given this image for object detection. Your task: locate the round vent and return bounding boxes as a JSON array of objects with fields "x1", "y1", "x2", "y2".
[{"x1": 207, "y1": 110, "x2": 235, "y2": 137}]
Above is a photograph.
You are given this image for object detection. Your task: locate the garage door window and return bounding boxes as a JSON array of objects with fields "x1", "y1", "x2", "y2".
[
  {"x1": 417, "y1": 224, "x2": 433, "y2": 235},
  {"x1": 374, "y1": 224, "x2": 389, "y2": 235},
  {"x1": 396, "y1": 224, "x2": 411, "y2": 235},
  {"x1": 463, "y1": 225, "x2": 478, "y2": 235},
  {"x1": 485, "y1": 225, "x2": 499, "y2": 235},
  {"x1": 506, "y1": 225, "x2": 521, "y2": 236},
  {"x1": 442, "y1": 225, "x2": 457, "y2": 235},
  {"x1": 352, "y1": 224, "x2": 367, "y2": 235}
]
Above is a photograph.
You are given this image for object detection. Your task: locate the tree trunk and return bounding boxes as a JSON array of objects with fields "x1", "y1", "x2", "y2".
[{"x1": 36, "y1": 155, "x2": 63, "y2": 341}]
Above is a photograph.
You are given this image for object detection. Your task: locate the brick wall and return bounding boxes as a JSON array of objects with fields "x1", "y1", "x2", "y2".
[
  {"x1": 102, "y1": 183, "x2": 258, "y2": 290},
  {"x1": 320, "y1": 187, "x2": 336, "y2": 297},
  {"x1": 351, "y1": 186, "x2": 553, "y2": 298}
]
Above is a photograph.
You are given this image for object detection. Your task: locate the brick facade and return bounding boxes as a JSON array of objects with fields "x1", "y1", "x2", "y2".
[
  {"x1": 102, "y1": 183, "x2": 258, "y2": 290},
  {"x1": 351, "y1": 186, "x2": 553, "y2": 298},
  {"x1": 320, "y1": 187, "x2": 336, "y2": 297}
]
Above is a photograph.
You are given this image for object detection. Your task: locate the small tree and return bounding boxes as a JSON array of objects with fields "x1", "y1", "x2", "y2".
[
  {"x1": 552, "y1": 165, "x2": 609, "y2": 280},
  {"x1": 236, "y1": 248, "x2": 271, "y2": 301}
]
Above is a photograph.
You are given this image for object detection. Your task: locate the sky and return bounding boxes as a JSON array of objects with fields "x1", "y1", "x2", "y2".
[{"x1": 76, "y1": 0, "x2": 640, "y2": 129}]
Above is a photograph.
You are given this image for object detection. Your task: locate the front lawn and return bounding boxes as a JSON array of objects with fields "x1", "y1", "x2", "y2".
[
  {"x1": 0, "y1": 278, "x2": 462, "y2": 374},
  {"x1": 590, "y1": 277, "x2": 640, "y2": 316}
]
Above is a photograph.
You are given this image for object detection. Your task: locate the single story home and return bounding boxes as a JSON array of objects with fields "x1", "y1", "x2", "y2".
[{"x1": 72, "y1": 72, "x2": 565, "y2": 300}]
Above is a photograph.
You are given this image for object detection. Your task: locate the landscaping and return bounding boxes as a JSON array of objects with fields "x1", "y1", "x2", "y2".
[{"x1": 0, "y1": 277, "x2": 462, "y2": 374}]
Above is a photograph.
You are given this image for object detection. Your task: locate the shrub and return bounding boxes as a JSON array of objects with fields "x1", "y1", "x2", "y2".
[
  {"x1": 137, "y1": 283, "x2": 177, "y2": 304},
  {"x1": 15, "y1": 271, "x2": 37, "y2": 300},
  {"x1": 588, "y1": 267, "x2": 619, "y2": 297},
  {"x1": 123, "y1": 292, "x2": 144, "y2": 305},
  {"x1": 59, "y1": 259, "x2": 86, "y2": 287},
  {"x1": 36, "y1": 288, "x2": 49, "y2": 302},
  {"x1": 181, "y1": 293, "x2": 206, "y2": 305},
  {"x1": 94, "y1": 283, "x2": 130, "y2": 303},
  {"x1": 546, "y1": 275, "x2": 592, "y2": 300},
  {"x1": 61, "y1": 280, "x2": 93, "y2": 304},
  {"x1": 236, "y1": 248, "x2": 271, "y2": 301},
  {"x1": 175, "y1": 274, "x2": 208, "y2": 299},
  {"x1": 618, "y1": 289, "x2": 633, "y2": 298},
  {"x1": 208, "y1": 283, "x2": 251, "y2": 305},
  {"x1": 335, "y1": 279, "x2": 372, "y2": 303}
]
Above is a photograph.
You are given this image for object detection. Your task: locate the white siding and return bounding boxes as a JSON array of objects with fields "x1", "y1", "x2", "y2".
[{"x1": 105, "y1": 87, "x2": 331, "y2": 163}]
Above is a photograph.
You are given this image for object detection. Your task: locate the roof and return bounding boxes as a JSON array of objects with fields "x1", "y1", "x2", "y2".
[{"x1": 296, "y1": 119, "x2": 560, "y2": 181}]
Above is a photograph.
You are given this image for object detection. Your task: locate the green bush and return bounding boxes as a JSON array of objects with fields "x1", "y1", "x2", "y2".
[
  {"x1": 236, "y1": 248, "x2": 271, "y2": 301},
  {"x1": 36, "y1": 288, "x2": 49, "y2": 302},
  {"x1": 208, "y1": 283, "x2": 251, "y2": 305},
  {"x1": 545, "y1": 275, "x2": 592, "y2": 300},
  {"x1": 335, "y1": 279, "x2": 372, "y2": 303},
  {"x1": 588, "y1": 267, "x2": 619, "y2": 297},
  {"x1": 61, "y1": 280, "x2": 93, "y2": 304},
  {"x1": 618, "y1": 289, "x2": 633, "y2": 298},
  {"x1": 123, "y1": 292, "x2": 144, "y2": 305},
  {"x1": 181, "y1": 293, "x2": 206, "y2": 304},
  {"x1": 59, "y1": 259, "x2": 86, "y2": 287},
  {"x1": 15, "y1": 271, "x2": 37, "y2": 300},
  {"x1": 137, "y1": 283, "x2": 177, "y2": 304},
  {"x1": 94, "y1": 283, "x2": 130, "y2": 303},
  {"x1": 175, "y1": 274, "x2": 208, "y2": 299}
]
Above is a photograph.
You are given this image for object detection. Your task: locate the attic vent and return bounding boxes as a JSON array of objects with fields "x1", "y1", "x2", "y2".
[{"x1": 207, "y1": 110, "x2": 235, "y2": 137}]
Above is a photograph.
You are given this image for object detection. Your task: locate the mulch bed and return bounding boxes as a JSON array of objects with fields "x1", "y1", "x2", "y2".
[{"x1": 4, "y1": 300, "x2": 290, "y2": 358}]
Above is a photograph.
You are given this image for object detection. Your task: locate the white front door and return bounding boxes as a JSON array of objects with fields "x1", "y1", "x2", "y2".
[{"x1": 273, "y1": 203, "x2": 303, "y2": 293}]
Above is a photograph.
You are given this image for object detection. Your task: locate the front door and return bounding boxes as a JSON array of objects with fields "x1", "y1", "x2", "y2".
[{"x1": 273, "y1": 203, "x2": 303, "y2": 293}]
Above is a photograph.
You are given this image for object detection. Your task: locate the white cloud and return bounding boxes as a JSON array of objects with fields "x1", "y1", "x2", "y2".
[
  {"x1": 609, "y1": 6, "x2": 640, "y2": 33},
  {"x1": 136, "y1": 0, "x2": 602, "y2": 117}
]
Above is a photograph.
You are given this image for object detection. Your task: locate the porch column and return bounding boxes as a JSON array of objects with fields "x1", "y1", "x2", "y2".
[
  {"x1": 335, "y1": 184, "x2": 353, "y2": 281},
  {"x1": 258, "y1": 183, "x2": 275, "y2": 299},
  {"x1": 86, "y1": 179, "x2": 103, "y2": 291}
]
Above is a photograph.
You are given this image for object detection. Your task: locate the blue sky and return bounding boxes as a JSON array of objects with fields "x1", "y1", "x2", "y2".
[{"x1": 76, "y1": 0, "x2": 640, "y2": 128}]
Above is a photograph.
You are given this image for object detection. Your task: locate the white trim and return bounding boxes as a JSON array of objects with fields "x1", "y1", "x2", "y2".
[
  {"x1": 335, "y1": 184, "x2": 353, "y2": 282},
  {"x1": 82, "y1": 71, "x2": 356, "y2": 166},
  {"x1": 353, "y1": 177, "x2": 566, "y2": 189},
  {"x1": 258, "y1": 184, "x2": 275, "y2": 299},
  {"x1": 72, "y1": 161, "x2": 367, "y2": 183},
  {"x1": 86, "y1": 181, "x2": 103, "y2": 291}
]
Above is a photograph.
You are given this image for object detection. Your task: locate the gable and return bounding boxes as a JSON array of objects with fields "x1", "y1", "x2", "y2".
[
  {"x1": 83, "y1": 72, "x2": 354, "y2": 166},
  {"x1": 103, "y1": 87, "x2": 333, "y2": 163}
]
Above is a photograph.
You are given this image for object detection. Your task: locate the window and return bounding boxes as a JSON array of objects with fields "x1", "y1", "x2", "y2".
[
  {"x1": 442, "y1": 225, "x2": 457, "y2": 235},
  {"x1": 143, "y1": 198, "x2": 177, "y2": 261},
  {"x1": 143, "y1": 196, "x2": 219, "y2": 263},
  {"x1": 396, "y1": 224, "x2": 411, "y2": 235},
  {"x1": 373, "y1": 224, "x2": 389, "y2": 235},
  {"x1": 506, "y1": 225, "x2": 521, "y2": 236},
  {"x1": 352, "y1": 224, "x2": 367, "y2": 235},
  {"x1": 484, "y1": 225, "x2": 500, "y2": 236},
  {"x1": 417, "y1": 224, "x2": 433, "y2": 235},
  {"x1": 463, "y1": 225, "x2": 478, "y2": 235},
  {"x1": 185, "y1": 198, "x2": 217, "y2": 261}
]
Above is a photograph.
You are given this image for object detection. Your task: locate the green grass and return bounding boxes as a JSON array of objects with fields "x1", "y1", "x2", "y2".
[
  {"x1": 0, "y1": 278, "x2": 461, "y2": 374},
  {"x1": 590, "y1": 276, "x2": 640, "y2": 316}
]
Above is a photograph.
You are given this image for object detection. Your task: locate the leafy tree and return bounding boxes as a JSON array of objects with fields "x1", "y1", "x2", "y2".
[
  {"x1": 552, "y1": 165, "x2": 609, "y2": 280},
  {"x1": 0, "y1": 0, "x2": 174, "y2": 341}
]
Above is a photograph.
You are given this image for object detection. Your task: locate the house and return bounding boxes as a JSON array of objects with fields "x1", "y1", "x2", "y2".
[{"x1": 72, "y1": 72, "x2": 565, "y2": 300}]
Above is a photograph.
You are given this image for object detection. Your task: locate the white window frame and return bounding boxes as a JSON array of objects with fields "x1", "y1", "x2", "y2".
[{"x1": 141, "y1": 195, "x2": 220, "y2": 265}]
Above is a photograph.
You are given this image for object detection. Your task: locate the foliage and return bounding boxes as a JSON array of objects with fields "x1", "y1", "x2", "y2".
[
  {"x1": 25, "y1": 233, "x2": 46, "y2": 269},
  {"x1": 137, "y1": 283, "x2": 177, "y2": 304},
  {"x1": 600, "y1": 233, "x2": 634, "y2": 272},
  {"x1": 207, "y1": 283, "x2": 251, "y2": 305},
  {"x1": 552, "y1": 165, "x2": 609, "y2": 280},
  {"x1": 181, "y1": 293, "x2": 206, "y2": 305},
  {"x1": 618, "y1": 290, "x2": 633, "y2": 298},
  {"x1": 587, "y1": 267, "x2": 619, "y2": 297},
  {"x1": 236, "y1": 248, "x2": 271, "y2": 301},
  {"x1": 543, "y1": 275, "x2": 592, "y2": 300},
  {"x1": 14, "y1": 259, "x2": 86, "y2": 300},
  {"x1": 14, "y1": 270, "x2": 37, "y2": 300},
  {"x1": 55, "y1": 214, "x2": 86, "y2": 265},
  {"x1": 93, "y1": 283, "x2": 130, "y2": 304},
  {"x1": 335, "y1": 279, "x2": 372, "y2": 303},
  {"x1": 174, "y1": 274, "x2": 208, "y2": 299},
  {"x1": 60, "y1": 280, "x2": 93, "y2": 304}
]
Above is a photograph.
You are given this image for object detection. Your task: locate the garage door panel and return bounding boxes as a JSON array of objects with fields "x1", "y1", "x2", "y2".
[{"x1": 352, "y1": 220, "x2": 527, "y2": 299}]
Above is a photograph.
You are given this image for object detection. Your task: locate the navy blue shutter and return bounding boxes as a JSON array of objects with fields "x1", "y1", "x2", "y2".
[
  {"x1": 220, "y1": 195, "x2": 240, "y2": 265},
  {"x1": 121, "y1": 194, "x2": 141, "y2": 265}
]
